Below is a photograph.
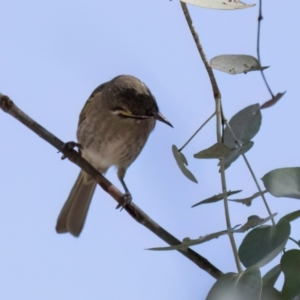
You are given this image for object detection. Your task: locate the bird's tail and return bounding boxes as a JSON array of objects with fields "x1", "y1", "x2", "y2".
[{"x1": 56, "y1": 170, "x2": 96, "y2": 237}]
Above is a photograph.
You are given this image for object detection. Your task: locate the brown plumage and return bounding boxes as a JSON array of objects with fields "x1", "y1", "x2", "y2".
[{"x1": 56, "y1": 75, "x2": 172, "y2": 237}]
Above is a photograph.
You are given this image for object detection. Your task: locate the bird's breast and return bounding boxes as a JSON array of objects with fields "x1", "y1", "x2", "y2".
[{"x1": 77, "y1": 114, "x2": 155, "y2": 172}]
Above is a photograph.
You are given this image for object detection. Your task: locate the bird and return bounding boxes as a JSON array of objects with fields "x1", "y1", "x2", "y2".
[{"x1": 56, "y1": 75, "x2": 173, "y2": 237}]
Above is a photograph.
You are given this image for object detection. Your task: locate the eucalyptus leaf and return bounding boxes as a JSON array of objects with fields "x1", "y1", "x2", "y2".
[
  {"x1": 229, "y1": 190, "x2": 267, "y2": 206},
  {"x1": 179, "y1": 151, "x2": 188, "y2": 165},
  {"x1": 223, "y1": 141, "x2": 253, "y2": 169},
  {"x1": 243, "y1": 215, "x2": 263, "y2": 228},
  {"x1": 210, "y1": 55, "x2": 267, "y2": 74},
  {"x1": 260, "y1": 286, "x2": 282, "y2": 300},
  {"x1": 239, "y1": 218, "x2": 290, "y2": 268},
  {"x1": 260, "y1": 92, "x2": 286, "y2": 110},
  {"x1": 224, "y1": 104, "x2": 262, "y2": 148},
  {"x1": 283, "y1": 209, "x2": 300, "y2": 222},
  {"x1": 281, "y1": 250, "x2": 300, "y2": 300},
  {"x1": 181, "y1": 0, "x2": 255, "y2": 10},
  {"x1": 262, "y1": 167, "x2": 300, "y2": 199},
  {"x1": 262, "y1": 264, "x2": 281, "y2": 287},
  {"x1": 194, "y1": 142, "x2": 231, "y2": 159},
  {"x1": 206, "y1": 268, "x2": 261, "y2": 300},
  {"x1": 148, "y1": 229, "x2": 229, "y2": 251},
  {"x1": 192, "y1": 190, "x2": 242, "y2": 207},
  {"x1": 234, "y1": 214, "x2": 277, "y2": 233},
  {"x1": 172, "y1": 145, "x2": 198, "y2": 183}
]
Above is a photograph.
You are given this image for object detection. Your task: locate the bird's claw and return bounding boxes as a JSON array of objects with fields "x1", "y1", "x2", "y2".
[
  {"x1": 59, "y1": 141, "x2": 82, "y2": 159},
  {"x1": 116, "y1": 192, "x2": 132, "y2": 210}
]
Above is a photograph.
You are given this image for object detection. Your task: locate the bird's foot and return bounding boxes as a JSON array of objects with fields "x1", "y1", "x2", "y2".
[
  {"x1": 116, "y1": 192, "x2": 132, "y2": 210},
  {"x1": 59, "y1": 141, "x2": 82, "y2": 159}
]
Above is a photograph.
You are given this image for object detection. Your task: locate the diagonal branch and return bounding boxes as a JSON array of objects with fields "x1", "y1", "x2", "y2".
[{"x1": 0, "y1": 93, "x2": 223, "y2": 279}]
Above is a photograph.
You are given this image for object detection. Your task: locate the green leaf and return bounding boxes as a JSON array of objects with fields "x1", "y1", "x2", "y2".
[
  {"x1": 282, "y1": 209, "x2": 300, "y2": 222},
  {"x1": 194, "y1": 142, "x2": 231, "y2": 159},
  {"x1": 181, "y1": 0, "x2": 255, "y2": 10},
  {"x1": 148, "y1": 229, "x2": 229, "y2": 251},
  {"x1": 260, "y1": 286, "x2": 282, "y2": 300},
  {"x1": 235, "y1": 214, "x2": 277, "y2": 233},
  {"x1": 239, "y1": 218, "x2": 291, "y2": 268},
  {"x1": 223, "y1": 141, "x2": 253, "y2": 169},
  {"x1": 262, "y1": 167, "x2": 300, "y2": 199},
  {"x1": 281, "y1": 249, "x2": 300, "y2": 300},
  {"x1": 243, "y1": 215, "x2": 264, "y2": 228},
  {"x1": 223, "y1": 104, "x2": 262, "y2": 149},
  {"x1": 206, "y1": 268, "x2": 261, "y2": 300},
  {"x1": 229, "y1": 190, "x2": 267, "y2": 206},
  {"x1": 192, "y1": 190, "x2": 242, "y2": 207},
  {"x1": 172, "y1": 145, "x2": 198, "y2": 183},
  {"x1": 179, "y1": 151, "x2": 188, "y2": 165},
  {"x1": 262, "y1": 264, "x2": 281, "y2": 287},
  {"x1": 210, "y1": 55, "x2": 268, "y2": 74}
]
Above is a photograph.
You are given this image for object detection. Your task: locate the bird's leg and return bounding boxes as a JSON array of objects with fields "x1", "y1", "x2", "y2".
[
  {"x1": 116, "y1": 168, "x2": 132, "y2": 209},
  {"x1": 59, "y1": 141, "x2": 82, "y2": 160}
]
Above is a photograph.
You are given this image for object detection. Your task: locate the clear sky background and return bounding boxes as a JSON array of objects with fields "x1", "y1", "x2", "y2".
[{"x1": 0, "y1": 1, "x2": 299, "y2": 299}]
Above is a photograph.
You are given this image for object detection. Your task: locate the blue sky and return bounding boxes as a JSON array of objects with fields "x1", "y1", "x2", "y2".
[{"x1": 1, "y1": 1, "x2": 299, "y2": 299}]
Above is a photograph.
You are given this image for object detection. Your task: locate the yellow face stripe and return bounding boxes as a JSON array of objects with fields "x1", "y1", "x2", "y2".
[{"x1": 114, "y1": 109, "x2": 151, "y2": 119}]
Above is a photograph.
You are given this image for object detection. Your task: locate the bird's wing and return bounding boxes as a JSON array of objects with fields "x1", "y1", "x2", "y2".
[{"x1": 78, "y1": 83, "x2": 106, "y2": 126}]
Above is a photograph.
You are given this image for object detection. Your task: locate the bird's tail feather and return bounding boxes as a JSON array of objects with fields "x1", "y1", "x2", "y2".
[{"x1": 56, "y1": 171, "x2": 96, "y2": 237}]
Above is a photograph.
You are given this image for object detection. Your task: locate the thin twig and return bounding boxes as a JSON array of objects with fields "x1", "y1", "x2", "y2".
[
  {"x1": 288, "y1": 237, "x2": 300, "y2": 247},
  {"x1": 0, "y1": 93, "x2": 223, "y2": 279},
  {"x1": 180, "y1": 3, "x2": 220, "y2": 100},
  {"x1": 178, "y1": 112, "x2": 215, "y2": 152},
  {"x1": 180, "y1": 2, "x2": 223, "y2": 142},
  {"x1": 242, "y1": 154, "x2": 275, "y2": 226},
  {"x1": 257, "y1": 0, "x2": 274, "y2": 98},
  {"x1": 180, "y1": 2, "x2": 241, "y2": 273},
  {"x1": 224, "y1": 119, "x2": 275, "y2": 226},
  {"x1": 220, "y1": 159, "x2": 243, "y2": 273}
]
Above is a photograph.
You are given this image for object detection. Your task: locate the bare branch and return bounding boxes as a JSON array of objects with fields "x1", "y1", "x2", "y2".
[
  {"x1": 180, "y1": 2, "x2": 241, "y2": 273},
  {"x1": 256, "y1": 0, "x2": 274, "y2": 98},
  {"x1": 0, "y1": 93, "x2": 223, "y2": 279}
]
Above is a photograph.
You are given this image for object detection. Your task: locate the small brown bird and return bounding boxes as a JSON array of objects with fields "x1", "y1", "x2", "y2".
[{"x1": 56, "y1": 75, "x2": 172, "y2": 237}]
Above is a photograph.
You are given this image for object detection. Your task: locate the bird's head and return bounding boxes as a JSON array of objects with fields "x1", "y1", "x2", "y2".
[{"x1": 103, "y1": 75, "x2": 173, "y2": 127}]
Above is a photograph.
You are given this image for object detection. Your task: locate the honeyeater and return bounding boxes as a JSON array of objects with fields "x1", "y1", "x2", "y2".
[{"x1": 56, "y1": 75, "x2": 172, "y2": 237}]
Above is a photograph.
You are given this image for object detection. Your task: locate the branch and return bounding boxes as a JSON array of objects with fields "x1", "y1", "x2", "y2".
[
  {"x1": 180, "y1": 2, "x2": 241, "y2": 273},
  {"x1": 180, "y1": 2, "x2": 220, "y2": 101},
  {"x1": 180, "y1": 2, "x2": 224, "y2": 143},
  {"x1": 256, "y1": 0, "x2": 274, "y2": 98},
  {"x1": 0, "y1": 93, "x2": 223, "y2": 279}
]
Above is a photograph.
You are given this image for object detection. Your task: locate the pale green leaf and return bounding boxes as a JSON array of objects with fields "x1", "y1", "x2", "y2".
[
  {"x1": 223, "y1": 141, "x2": 253, "y2": 169},
  {"x1": 181, "y1": 0, "x2": 255, "y2": 10},
  {"x1": 194, "y1": 142, "x2": 231, "y2": 159},
  {"x1": 234, "y1": 214, "x2": 277, "y2": 233},
  {"x1": 148, "y1": 229, "x2": 229, "y2": 251},
  {"x1": 172, "y1": 145, "x2": 198, "y2": 183},
  {"x1": 262, "y1": 167, "x2": 300, "y2": 199},
  {"x1": 192, "y1": 190, "x2": 242, "y2": 207},
  {"x1": 206, "y1": 268, "x2": 261, "y2": 300},
  {"x1": 239, "y1": 218, "x2": 290, "y2": 268},
  {"x1": 229, "y1": 190, "x2": 267, "y2": 206},
  {"x1": 224, "y1": 104, "x2": 262, "y2": 148},
  {"x1": 210, "y1": 55, "x2": 267, "y2": 74}
]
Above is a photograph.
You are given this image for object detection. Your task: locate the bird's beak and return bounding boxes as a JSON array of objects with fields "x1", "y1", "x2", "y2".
[{"x1": 155, "y1": 112, "x2": 173, "y2": 128}]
